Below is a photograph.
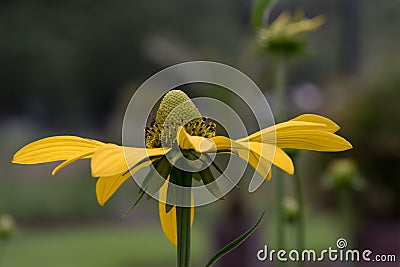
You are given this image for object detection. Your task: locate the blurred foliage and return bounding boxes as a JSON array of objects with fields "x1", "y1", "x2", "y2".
[
  {"x1": 0, "y1": 0, "x2": 250, "y2": 128},
  {"x1": 251, "y1": 0, "x2": 275, "y2": 29},
  {"x1": 1, "y1": 224, "x2": 207, "y2": 267},
  {"x1": 344, "y1": 71, "x2": 400, "y2": 220}
]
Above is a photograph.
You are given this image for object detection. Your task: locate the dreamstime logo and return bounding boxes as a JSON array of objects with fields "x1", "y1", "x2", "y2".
[
  {"x1": 122, "y1": 61, "x2": 276, "y2": 207},
  {"x1": 336, "y1": 238, "x2": 348, "y2": 249},
  {"x1": 257, "y1": 238, "x2": 397, "y2": 263}
]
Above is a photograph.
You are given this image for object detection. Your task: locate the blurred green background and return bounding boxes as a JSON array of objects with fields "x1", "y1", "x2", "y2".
[{"x1": 1, "y1": 0, "x2": 399, "y2": 266}]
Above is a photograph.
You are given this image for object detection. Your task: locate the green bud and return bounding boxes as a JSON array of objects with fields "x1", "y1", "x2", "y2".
[
  {"x1": 0, "y1": 214, "x2": 16, "y2": 240},
  {"x1": 283, "y1": 197, "x2": 300, "y2": 223},
  {"x1": 324, "y1": 158, "x2": 364, "y2": 190}
]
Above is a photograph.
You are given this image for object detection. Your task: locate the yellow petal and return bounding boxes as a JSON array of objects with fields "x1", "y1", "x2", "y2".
[
  {"x1": 95, "y1": 160, "x2": 153, "y2": 206},
  {"x1": 12, "y1": 136, "x2": 104, "y2": 164},
  {"x1": 275, "y1": 130, "x2": 353, "y2": 151},
  {"x1": 177, "y1": 127, "x2": 216, "y2": 152},
  {"x1": 236, "y1": 142, "x2": 294, "y2": 175},
  {"x1": 239, "y1": 121, "x2": 326, "y2": 143},
  {"x1": 212, "y1": 137, "x2": 267, "y2": 176},
  {"x1": 159, "y1": 178, "x2": 194, "y2": 247},
  {"x1": 52, "y1": 151, "x2": 93, "y2": 175},
  {"x1": 209, "y1": 136, "x2": 233, "y2": 151},
  {"x1": 237, "y1": 114, "x2": 352, "y2": 153},
  {"x1": 217, "y1": 150, "x2": 273, "y2": 179},
  {"x1": 265, "y1": 169, "x2": 272, "y2": 181},
  {"x1": 91, "y1": 144, "x2": 169, "y2": 177},
  {"x1": 290, "y1": 114, "x2": 340, "y2": 133},
  {"x1": 271, "y1": 11, "x2": 291, "y2": 31},
  {"x1": 246, "y1": 142, "x2": 294, "y2": 175},
  {"x1": 96, "y1": 173, "x2": 131, "y2": 206},
  {"x1": 288, "y1": 15, "x2": 325, "y2": 35}
]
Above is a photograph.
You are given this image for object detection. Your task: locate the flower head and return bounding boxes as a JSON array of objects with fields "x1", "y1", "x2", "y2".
[{"x1": 12, "y1": 90, "x2": 352, "y2": 246}]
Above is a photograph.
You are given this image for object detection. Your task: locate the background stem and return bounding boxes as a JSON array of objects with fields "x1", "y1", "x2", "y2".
[
  {"x1": 294, "y1": 173, "x2": 305, "y2": 267},
  {"x1": 340, "y1": 188, "x2": 354, "y2": 246},
  {"x1": 275, "y1": 57, "x2": 286, "y2": 121},
  {"x1": 274, "y1": 57, "x2": 287, "y2": 253},
  {"x1": 340, "y1": 188, "x2": 355, "y2": 267}
]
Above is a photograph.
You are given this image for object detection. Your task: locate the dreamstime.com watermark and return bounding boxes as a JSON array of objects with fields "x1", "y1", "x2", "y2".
[{"x1": 257, "y1": 238, "x2": 397, "y2": 263}]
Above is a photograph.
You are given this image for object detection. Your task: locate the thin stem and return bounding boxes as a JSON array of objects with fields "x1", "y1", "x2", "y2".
[
  {"x1": 340, "y1": 188, "x2": 353, "y2": 246},
  {"x1": 176, "y1": 170, "x2": 192, "y2": 267},
  {"x1": 294, "y1": 173, "x2": 305, "y2": 267},
  {"x1": 275, "y1": 170, "x2": 285, "y2": 251},
  {"x1": 340, "y1": 188, "x2": 355, "y2": 267},
  {"x1": 275, "y1": 57, "x2": 286, "y2": 121},
  {"x1": 274, "y1": 57, "x2": 287, "y2": 253}
]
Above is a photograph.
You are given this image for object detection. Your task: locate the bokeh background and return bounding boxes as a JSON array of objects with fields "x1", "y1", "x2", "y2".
[{"x1": 1, "y1": 0, "x2": 399, "y2": 266}]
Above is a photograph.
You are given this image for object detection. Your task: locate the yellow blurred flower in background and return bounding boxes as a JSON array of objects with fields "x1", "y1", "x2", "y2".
[{"x1": 258, "y1": 10, "x2": 325, "y2": 56}]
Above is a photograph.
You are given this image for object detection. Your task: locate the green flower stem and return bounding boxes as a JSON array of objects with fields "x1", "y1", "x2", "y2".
[
  {"x1": 176, "y1": 170, "x2": 193, "y2": 267},
  {"x1": 274, "y1": 57, "x2": 287, "y2": 254}
]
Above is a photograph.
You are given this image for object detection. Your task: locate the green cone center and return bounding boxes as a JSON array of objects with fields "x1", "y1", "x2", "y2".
[{"x1": 145, "y1": 90, "x2": 216, "y2": 148}]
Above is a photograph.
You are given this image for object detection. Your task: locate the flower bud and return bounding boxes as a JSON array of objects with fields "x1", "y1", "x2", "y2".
[
  {"x1": 324, "y1": 158, "x2": 364, "y2": 190},
  {"x1": 283, "y1": 197, "x2": 300, "y2": 223},
  {"x1": 0, "y1": 214, "x2": 16, "y2": 240}
]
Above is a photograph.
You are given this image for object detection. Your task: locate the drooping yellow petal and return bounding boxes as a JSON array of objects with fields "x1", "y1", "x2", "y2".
[
  {"x1": 12, "y1": 136, "x2": 104, "y2": 164},
  {"x1": 159, "y1": 178, "x2": 194, "y2": 247},
  {"x1": 245, "y1": 142, "x2": 294, "y2": 175},
  {"x1": 212, "y1": 136, "x2": 263, "y2": 175},
  {"x1": 91, "y1": 144, "x2": 169, "y2": 177},
  {"x1": 95, "y1": 160, "x2": 154, "y2": 206},
  {"x1": 211, "y1": 136, "x2": 294, "y2": 176},
  {"x1": 52, "y1": 151, "x2": 94, "y2": 175},
  {"x1": 177, "y1": 127, "x2": 216, "y2": 152},
  {"x1": 235, "y1": 142, "x2": 293, "y2": 175},
  {"x1": 96, "y1": 173, "x2": 131, "y2": 206}
]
